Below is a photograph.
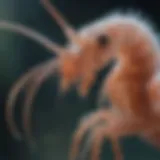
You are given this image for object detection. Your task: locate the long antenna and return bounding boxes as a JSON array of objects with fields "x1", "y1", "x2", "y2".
[
  {"x1": 22, "y1": 59, "x2": 59, "y2": 146},
  {"x1": 5, "y1": 59, "x2": 57, "y2": 140},
  {"x1": 41, "y1": 0, "x2": 82, "y2": 44},
  {"x1": 0, "y1": 21, "x2": 65, "y2": 55}
]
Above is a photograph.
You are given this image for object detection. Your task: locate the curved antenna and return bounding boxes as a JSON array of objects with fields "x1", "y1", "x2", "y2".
[
  {"x1": 22, "y1": 59, "x2": 59, "y2": 146},
  {"x1": 5, "y1": 58, "x2": 57, "y2": 140},
  {"x1": 40, "y1": 0, "x2": 82, "y2": 44},
  {"x1": 0, "y1": 21, "x2": 66, "y2": 55}
]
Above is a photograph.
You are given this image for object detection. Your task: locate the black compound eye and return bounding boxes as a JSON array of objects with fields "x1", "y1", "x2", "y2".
[{"x1": 97, "y1": 34, "x2": 110, "y2": 47}]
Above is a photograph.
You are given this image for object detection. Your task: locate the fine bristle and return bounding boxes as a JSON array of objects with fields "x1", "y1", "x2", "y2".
[{"x1": 79, "y1": 11, "x2": 160, "y2": 53}]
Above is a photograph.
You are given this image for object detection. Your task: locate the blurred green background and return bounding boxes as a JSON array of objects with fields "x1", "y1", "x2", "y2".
[{"x1": 1, "y1": 0, "x2": 160, "y2": 160}]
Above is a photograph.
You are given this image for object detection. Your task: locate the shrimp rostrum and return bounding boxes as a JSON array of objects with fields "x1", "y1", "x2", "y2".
[{"x1": 1, "y1": 0, "x2": 160, "y2": 159}]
